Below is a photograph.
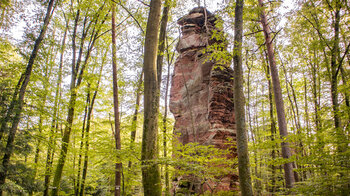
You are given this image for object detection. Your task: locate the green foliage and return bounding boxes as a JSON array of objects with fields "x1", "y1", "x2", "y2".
[
  {"x1": 0, "y1": 38, "x2": 23, "y2": 112},
  {"x1": 0, "y1": 0, "x2": 349, "y2": 195},
  {"x1": 170, "y1": 139, "x2": 237, "y2": 194}
]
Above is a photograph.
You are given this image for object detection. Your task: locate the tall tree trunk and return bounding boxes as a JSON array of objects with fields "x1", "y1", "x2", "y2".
[
  {"x1": 43, "y1": 17, "x2": 68, "y2": 196},
  {"x1": 246, "y1": 51, "x2": 259, "y2": 193},
  {"x1": 51, "y1": 75, "x2": 78, "y2": 196},
  {"x1": 340, "y1": 66, "x2": 349, "y2": 123},
  {"x1": 340, "y1": 66, "x2": 350, "y2": 134},
  {"x1": 80, "y1": 82, "x2": 100, "y2": 196},
  {"x1": 51, "y1": 6, "x2": 103, "y2": 194},
  {"x1": 141, "y1": 0, "x2": 162, "y2": 195},
  {"x1": 330, "y1": 0, "x2": 345, "y2": 154},
  {"x1": 30, "y1": 113, "x2": 44, "y2": 196},
  {"x1": 80, "y1": 52, "x2": 104, "y2": 195},
  {"x1": 51, "y1": 9, "x2": 81, "y2": 195},
  {"x1": 156, "y1": 2, "x2": 170, "y2": 194},
  {"x1": 258, "y1": 0, "x2": 295, "y2": 188},
  {"x1": 0, "y1": 74, "x2": 23, "y2": 141},
  {"x1": 263, "y1": 50, "x2": 278, "y2": 193},
  {"x1": 162, "y1": 38, "x2": 172, "y2": 196},
  {"x1": 280, "y1": 59, "x2": 302, "y2": 182},
  {"x1": 128, "y1": 69, "x2": 143, "y2": 169},
  {"x1": 156, "y1": 1, "x2": 169, "y2": 87},
  {"x1": 75, "y1": 94, "x2": 89, "y2": 196},
  {"x1": 303, "y1": 75, "x2": 310, "y2": 137},
  {"x1": 310, "y1": 50, "x2": 322, "y2": 148},
  {"x1": 79, "y1": 98, "x2": 90, "y2": 196},
  {"x1": 233, "y1": 0, "x2": 253, "y2": 195},
  {"x1": 111, "y1": 3, "x2": 122, "y2": 196},
  {"x1": 0, "y1": 0, "x2": 56, "y2": 194}
]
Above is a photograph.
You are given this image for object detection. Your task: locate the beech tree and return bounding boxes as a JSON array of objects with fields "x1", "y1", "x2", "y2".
[
  {"x1": 233, "y1": 0, "x2": 253, "y2": 195},
  {"x1": 141, "y1": 0, "x2": 162, "y2": 195},
  {"x1": 111, "y1": 2, "x2": 122, "y2": 196},
  {"x1": 258, "y1": 0, "x2": 295, "y2": 188}
]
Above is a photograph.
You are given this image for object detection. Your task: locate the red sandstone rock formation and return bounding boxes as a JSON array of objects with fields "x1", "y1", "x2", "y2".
[{"x1": 169, "y1": 7, "x2": 238, "y2": 194}]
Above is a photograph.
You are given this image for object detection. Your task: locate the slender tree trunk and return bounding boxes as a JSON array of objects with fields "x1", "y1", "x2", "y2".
[
  {"x1": 246, "y1": 52, "x2": 259, "y2": 193},
  {"x1": 75, "y1": 95, "x2": 89, "y2": 196},
  {"x1": 0, "y1": 0, "x2": 56, "y2": 194},
  {"x1": 80, "y1": 86, "x2": 98, "y2": 196},
  {"x1": 43, "y1": 17, "x2": 68, "y2": 196},
  {"x1": 51, "y1": 9, "x2": 81, "y2": 195},
  {"x1": 303, "y1": 75, "x2": 310, "y2": 136},
  {"x1": 263, "y1": 50, "x2": 278, "y2": 194},
  {"x1": 80, "y1": 56, "x2": 104, "y2": 196},
  {"x1": 330, "y1": 1, "x2": 345, "y2": 154},
  {"x1": 51, "y1": 81, "x2": 78, "y2": 196},
  {"x1": 156, "y1": 1, "x2": 169, "y2": 87},
  {"x1": 310, "y1": 51, "x2": 322, "y2": 148},
  {"x1": 79, "y1": 104, "x2": 90, "y2": 196},
  {"x1": 141, "y1": 0, "x2": 162, "y2": 195},
  {"x1": 162, "y1": 40, "x2": 172, "y2": 196},
  {"x1": 29, "y1": 114, "x2": 44, "y2": 196},
  {"x1": 246, "y1": 51, "x2": 252, "y2": 140},
  {"x1": 111, "y1": 3, "x2": 122, "y2": 196},
  {"x1": 340, "y1": 66, "x2": 350, "y2": 137},
  {"x1": 340, "y1": 66, "x2": 349, "y2": 122},
  {"x1": 258, "y1": 0, "x2": 295, "y2": 188},
  {"x1": 280, "y1": 59, "x2": 303, "y2": 182},
  {"x1": 0, "y1": 74, "x2": 24, "y2": 141},
  {"x1": 51, "y1": 6, "x2": 102, "y2": 194},
  {"x1": 128, "y1": 69, "x2": 143, "y2": 169},
  {"x1": 233, "y1": 0, "x2": 253, "y2": 195},
  {"x1": 156, "y1": 2, "x2": 170, "y2": 194},
  {"x1": 303, "y1": 74, "x2": 309, "y2": 180}
]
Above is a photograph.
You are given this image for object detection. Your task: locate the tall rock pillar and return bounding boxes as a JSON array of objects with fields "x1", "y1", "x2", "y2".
[{"x1": 169, "y1": 7, "x2": 238, "y2": 194}]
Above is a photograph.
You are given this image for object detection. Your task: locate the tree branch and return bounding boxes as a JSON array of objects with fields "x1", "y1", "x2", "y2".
[
  {"x1": 137, "y1": 0, "x2": 150, "y2": 7},
  {"x1": 111, "y1": 0, "x2": 145, "y2": 34},
  {"x1": 244, "y1": 29, "x2": 263, "y2": 36},
  {"x1": 336, "y1": 42, "x2": 350, "y2": 77},
  {"x1": 270, "y1": 28, "x2": 282, "y2": 44}
]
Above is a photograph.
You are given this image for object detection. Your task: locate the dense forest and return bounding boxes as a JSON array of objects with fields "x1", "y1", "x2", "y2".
[{"x1": 0, "y1": 0, "x2": 349, "y2": 195}]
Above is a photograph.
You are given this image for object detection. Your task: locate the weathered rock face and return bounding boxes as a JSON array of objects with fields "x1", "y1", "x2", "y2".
[{"x1": 169, "y1": 7, "x2": 238, "y2": 194}]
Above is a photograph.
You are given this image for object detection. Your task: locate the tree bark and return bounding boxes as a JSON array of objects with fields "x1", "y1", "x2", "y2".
[
  {"x1": 258, "y1": 0, "x2": 295, "y2": 188},
  {"x1": 0, "y1": 74, "x2": 23, "y2": 141},
  {"x1": 162, "y1": 37, "x2": 172, "y2": 196},
  {"x1": 141, "y1": 0, "x2": 162, "y2": 195},
  {"x1": 263, "y1": 50, "x2": 278, "y2": 193},
  {"x1": 156, "y1": 2, "x2": 170, "y2": 194},
  {"x1": 75, "y1": 92, "x2": 89, "y2": 196},
  {"x1": 156, "y1": 1, "x2": 169, "y2": 87},
  {"x1": 111, "y1": 3, "x2": 122, "y2": 196},
  {"x1": 128, "y1": 69, "x2": 143, "y2": 169},
  {"x1": 330, "y1": 0, "x2": 346, "y2": 154},
  {"x1": 233, "y1": 0, "x2": 253, "y2": 195},
  {"x1": 310, "y1": 50, "x2": 321, "y2": 147},
  {"x1": 0, "y1": 0, "x2": 56, "y2": 194},
  {"x1": 80, "y1": 80, "x2": 100, "y2": 196}
]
